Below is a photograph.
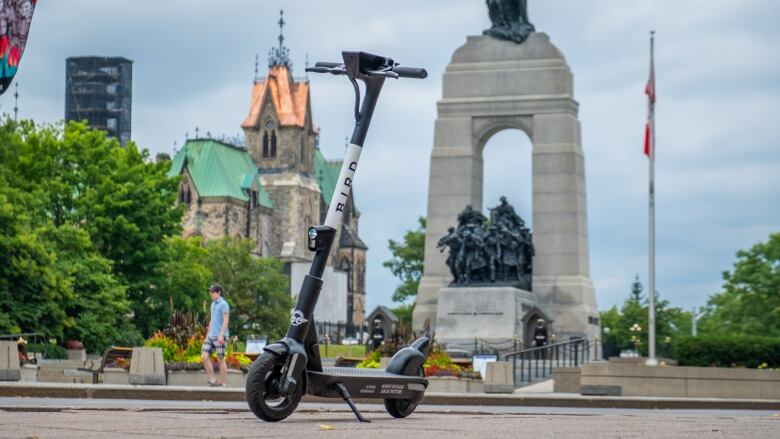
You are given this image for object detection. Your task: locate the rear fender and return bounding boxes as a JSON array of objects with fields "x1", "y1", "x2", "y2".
[{"x1": 386, "y1": 336, "x2": 430, "y2": 376}]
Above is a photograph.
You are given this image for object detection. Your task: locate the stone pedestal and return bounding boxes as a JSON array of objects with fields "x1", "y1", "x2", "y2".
[
  {"x1": 67, "y1": 349, "x2": 86, "y2": 362},
  {"x1": 414, "y1": 32, "x2": 599, "y2": 341},
  {"x1": 129, "y1": 347, "x2": 165, "y2": 385},
  {"x1": 0, "y1": 341, "x2": 20, "y2": 381},
  {"x1": 20, "y1": 364, "x2": 38, "y2": 382},
  {"x1": 102, "y1": 367, "x2": 130, "y2": 385},
  {"x1": 484, "y1": 361, "x2": 515, "y2": 393},
  {"x1": 435, "y1": 287, "x2": 535, "y2": 349}
]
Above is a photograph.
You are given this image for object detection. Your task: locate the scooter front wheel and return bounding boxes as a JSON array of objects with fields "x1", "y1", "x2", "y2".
[{"x1": 246, "y1": 352, "x2": 303, "y2": 422}]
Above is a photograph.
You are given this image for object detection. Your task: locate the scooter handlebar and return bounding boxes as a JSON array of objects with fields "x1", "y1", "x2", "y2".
[
  {"x1": 391, "y1": 66, "x2": 428, "y2": 79},
  {"x1": 315, "y1": 61, "x2": 343, "y2": 68}
]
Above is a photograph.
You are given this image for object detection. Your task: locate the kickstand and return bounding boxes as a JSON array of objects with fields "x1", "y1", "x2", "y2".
[{"x1": 335, "y1": 383, "x2": 371, "y2": 423}]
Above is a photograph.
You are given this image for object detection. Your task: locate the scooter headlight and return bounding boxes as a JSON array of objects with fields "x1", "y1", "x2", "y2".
[{"x1": 307, "y1": 226, "x2": 336, "y2": 251}]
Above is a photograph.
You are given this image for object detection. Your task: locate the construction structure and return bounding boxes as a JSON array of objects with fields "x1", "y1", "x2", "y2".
[{"x1": 65, "y1": 56, "x2": 133, "y2": 145}]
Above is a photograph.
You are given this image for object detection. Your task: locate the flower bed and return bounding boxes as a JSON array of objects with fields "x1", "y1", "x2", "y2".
[
  {"x1": 357, "y1": 347, "x2": 482, "y2": 380},
  {"x1": 144, "y1": 331, "x2": 251, "y2": 373}
]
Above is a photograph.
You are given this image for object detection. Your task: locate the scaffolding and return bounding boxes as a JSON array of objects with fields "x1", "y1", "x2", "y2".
[{"x1": 65, "y1": 56, "x2": 133, "y2": 145}]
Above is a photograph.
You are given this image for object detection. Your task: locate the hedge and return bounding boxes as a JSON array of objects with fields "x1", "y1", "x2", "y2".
[
  {"x1": 674, "y1": 335, "x2": 780, "y2": 368},
  {"x1": 26, "y1": 343, "x2": 68, "y2": 360}
]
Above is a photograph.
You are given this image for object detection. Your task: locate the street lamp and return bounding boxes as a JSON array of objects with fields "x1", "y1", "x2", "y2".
[{"x1": 629, "y1": 323, "x2": 642, "y2": 357}]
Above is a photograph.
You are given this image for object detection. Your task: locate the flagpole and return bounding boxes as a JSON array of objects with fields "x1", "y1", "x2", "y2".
[{"x1": 646, "y1": 30, "x2": 658, "y2": 367}]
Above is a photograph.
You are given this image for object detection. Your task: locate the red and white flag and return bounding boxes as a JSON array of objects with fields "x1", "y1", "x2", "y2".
[{"x1": 644, "y1": 34, "x2": 656, "y2": 158}]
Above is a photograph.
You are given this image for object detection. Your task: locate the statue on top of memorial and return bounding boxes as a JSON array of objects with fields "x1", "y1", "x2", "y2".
[
  {"x1": 438, "y1": 197, "x2": 534, "y2": 290},
  {"x1": 484, "y1": 0, "x2": 535, "y2": 44}
]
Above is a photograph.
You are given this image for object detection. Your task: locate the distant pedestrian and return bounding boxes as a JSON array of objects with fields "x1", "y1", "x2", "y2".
[
  {"x1": 202, "y1": 283, "x2": 230, "y2": 387},
  {"x1": 532, "y1": 319, "x2": 548, "y2": 359},
  {"x1": 370, "y1": 319, "x2": 384, "y2": 351},
  {"x1": 532, "y1": 319, "x2": 548, "y2": 347}
]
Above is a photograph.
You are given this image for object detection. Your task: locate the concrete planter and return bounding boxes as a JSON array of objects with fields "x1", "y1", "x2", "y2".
[
  {"x1": 552, "y1": 367, "x2": 581, "y2": 393},
  {"x1": 102, "y1": 367, "x2": 129, "y2": 385},
  {"x1": 20, "y1": 364, "x2": 37, "y2": 382},
  {"x1": 426, "y1": 376, "x2": 484, "y2": 393},
  {"x1": 166, "y1": 369, "x2": 246, "y2": 387},
  {"x1": 580, "y1": 363, "x2": 780, "y2": 399}
]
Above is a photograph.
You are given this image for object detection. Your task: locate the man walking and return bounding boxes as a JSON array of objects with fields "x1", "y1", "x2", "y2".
[{"x1": 202, "y1": 284, "x2": 230, "y2": 386}]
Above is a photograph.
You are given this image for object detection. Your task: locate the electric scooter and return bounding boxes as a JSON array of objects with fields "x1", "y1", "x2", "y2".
[{"x1": 245, "y1": 51, "x2": 429, "y2": 423}]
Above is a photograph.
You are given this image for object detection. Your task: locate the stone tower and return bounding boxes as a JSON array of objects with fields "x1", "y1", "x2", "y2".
[
  {"x1": 413, "y1": 32, "x2": 599, "y2": 341},
  {"x1": 241, "y1": 15, "x2": 320, "y2": 262}
]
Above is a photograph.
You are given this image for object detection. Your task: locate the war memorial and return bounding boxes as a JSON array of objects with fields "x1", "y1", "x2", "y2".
[{"x1": 414, "y1": 0, "x2": 599, "y2": 351}]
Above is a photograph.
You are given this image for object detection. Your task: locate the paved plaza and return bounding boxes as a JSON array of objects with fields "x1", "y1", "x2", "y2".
[{"x1": 1, "y1": 399, "x2": 778, "y2": 439}]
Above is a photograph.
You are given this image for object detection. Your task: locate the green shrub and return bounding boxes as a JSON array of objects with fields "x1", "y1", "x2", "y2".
[
  {"x1": 675, "y1": 335, "x2": 780, "y2": 368},
  {"x1": 357, "y1": 351, "x2": 381, "y2": 369},
  {"x1": 144, "y1": 331, "x2": 181, "y2": 362},
  {"x1": 27, "y1": 343, "x2": 67, "y2": 360}
]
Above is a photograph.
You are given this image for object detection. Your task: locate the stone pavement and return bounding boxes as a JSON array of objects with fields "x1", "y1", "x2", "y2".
[
  {"x1": 1, "y1": 403, "x2": 778, "y2": 439},
  {"x1": 2, "y1": 382, "x2": 779, "y2": 411}
]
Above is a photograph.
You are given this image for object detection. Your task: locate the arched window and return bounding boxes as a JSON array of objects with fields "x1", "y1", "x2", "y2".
[
  {"x1": 270, "y1": 131, "x2": 277, "y2": 157},
  {"x1": 262, "y1": 131, "x2": 269, "y2": 158},
  {"x1": 185, "y1": 187, "x2": 192, "y2": 206}
]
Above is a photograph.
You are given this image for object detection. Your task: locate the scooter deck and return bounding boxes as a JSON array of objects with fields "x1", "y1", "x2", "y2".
[
  {"x1": 307, "y1": 367, "x2": 427, "y2": 399},
  {"x1": 322, "y1": 367, "x2": 409, "y2": 378}
]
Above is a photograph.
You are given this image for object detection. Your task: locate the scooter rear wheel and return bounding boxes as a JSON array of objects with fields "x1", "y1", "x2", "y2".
[
  {"x1": 384, "y1": 366, "x2": 424, "y2": 418},
  {"x1": 246, "y1": 352, "x2": 303, "y2": 422}
]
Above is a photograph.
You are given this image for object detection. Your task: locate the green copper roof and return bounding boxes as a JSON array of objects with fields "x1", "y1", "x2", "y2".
[
  {"x1": 169, "y1": 139, "x2": 273, "y2": 208},
  {"x1": 314, "y1": 148, "x2": 342, "y2": 203}
]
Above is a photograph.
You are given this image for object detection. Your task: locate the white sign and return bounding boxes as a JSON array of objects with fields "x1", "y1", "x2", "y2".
[
  {"x1": 472, "y1": 354, "x2": 497, "y2": 380},
  {"x1": 245, "y1": 337, "x2": 268, "y2": 354}
]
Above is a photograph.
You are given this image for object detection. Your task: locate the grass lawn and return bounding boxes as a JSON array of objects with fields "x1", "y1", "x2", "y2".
[{"x1": 319, "y1": 344, "x2": 366, "y2": 358}]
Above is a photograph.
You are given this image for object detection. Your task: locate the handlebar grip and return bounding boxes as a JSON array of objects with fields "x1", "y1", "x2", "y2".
[
  {"x1": 392, "y1": 66, "x2": 428, "y2": 79},
  {"x1": 315, "y1": 61, "x2": 343, "y2": 68}
]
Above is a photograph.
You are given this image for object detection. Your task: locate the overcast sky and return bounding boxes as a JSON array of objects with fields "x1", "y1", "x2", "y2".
[{"x1": 11, "y1": 0, "x2": 780, "y2": 315}]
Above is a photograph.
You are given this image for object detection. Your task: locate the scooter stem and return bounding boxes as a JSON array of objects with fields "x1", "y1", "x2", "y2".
[{"x1": 285, "y1": 53, "x2": 386, "y2": 347}]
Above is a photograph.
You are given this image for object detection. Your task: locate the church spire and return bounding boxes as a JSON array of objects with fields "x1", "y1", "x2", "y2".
[{"x1": 268, "y1": 10, "x2": 292, "y2": 69}]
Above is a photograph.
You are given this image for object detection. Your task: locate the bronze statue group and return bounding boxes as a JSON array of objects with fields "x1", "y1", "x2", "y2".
[{"x1": 438, "y1": 197, "x2": 534, "y2": 290}]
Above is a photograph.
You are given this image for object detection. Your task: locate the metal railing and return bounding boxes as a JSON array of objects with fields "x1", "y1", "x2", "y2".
[{"x1": 502, "y1": 338, "x2": 597, "y2": 386}]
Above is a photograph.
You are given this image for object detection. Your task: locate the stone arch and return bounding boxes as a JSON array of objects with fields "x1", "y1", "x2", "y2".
[
  {"x1": 414, "y1": 33, "x2": 598, "y2": 341},
  {"x1": 473, "y1": 115, "x2": 533, "y2": 155}
]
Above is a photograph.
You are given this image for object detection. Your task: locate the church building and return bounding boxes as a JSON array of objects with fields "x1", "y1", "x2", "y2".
[{"x1": 168, "y1": 13, "x2": 367, "y2": 333}]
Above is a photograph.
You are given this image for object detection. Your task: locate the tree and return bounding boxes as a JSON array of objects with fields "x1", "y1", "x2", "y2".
[
  {"x1": 39, "y1": 224, "x2": 141, "y2": 350},
  {"x1": 0, "y1": 120, "x2": 184, "y2": 336},
  {"x1": 0, "y1": 182, "x2": 69, "y2": 339},
  {"x1": 391, "y1": 303, "x2": 415, "y2": 338},
  {"x1": 383, "y1": 217, "x2": 426, "y2": 303},
  {"x1": 154, "y1": 236, "x2": 212, "y2": 331},
  {"x1": 630, "y1": 274, "x2": 643, "y2": 303},
  {"x1": 0, "y1": 119, "x2": 184, "y2": 344},
  {"x1": 699, "y1": 232, "x2": 780, "y2": 337},
  {"x1": 599, "y1": 275, "x2": 692, "y2": 356},
  {"x1": 205, "y1": 237, "x2": 292, "y2": 340}
]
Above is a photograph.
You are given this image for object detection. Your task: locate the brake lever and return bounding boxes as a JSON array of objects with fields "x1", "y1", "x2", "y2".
[{"x1": 365, "y1": 69, "x2": 399, "y2": 79}]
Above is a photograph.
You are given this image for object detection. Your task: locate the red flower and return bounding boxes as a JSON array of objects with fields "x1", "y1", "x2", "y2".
[
  {"x1": 0, "y1": 36, "x2": 9, "y2": 59},
  {"x1": 8, "y1": 46, "x2": 20, "y2": 67}
]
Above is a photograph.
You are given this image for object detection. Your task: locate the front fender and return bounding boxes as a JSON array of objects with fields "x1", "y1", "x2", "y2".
[{"x1": 262, "y1": 337, "x2": 308, "y2": 360}]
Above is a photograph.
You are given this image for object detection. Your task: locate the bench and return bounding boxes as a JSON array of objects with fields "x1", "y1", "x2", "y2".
[{"x1": 77, "y1": 346, "x2": 133, "y2": 384}]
